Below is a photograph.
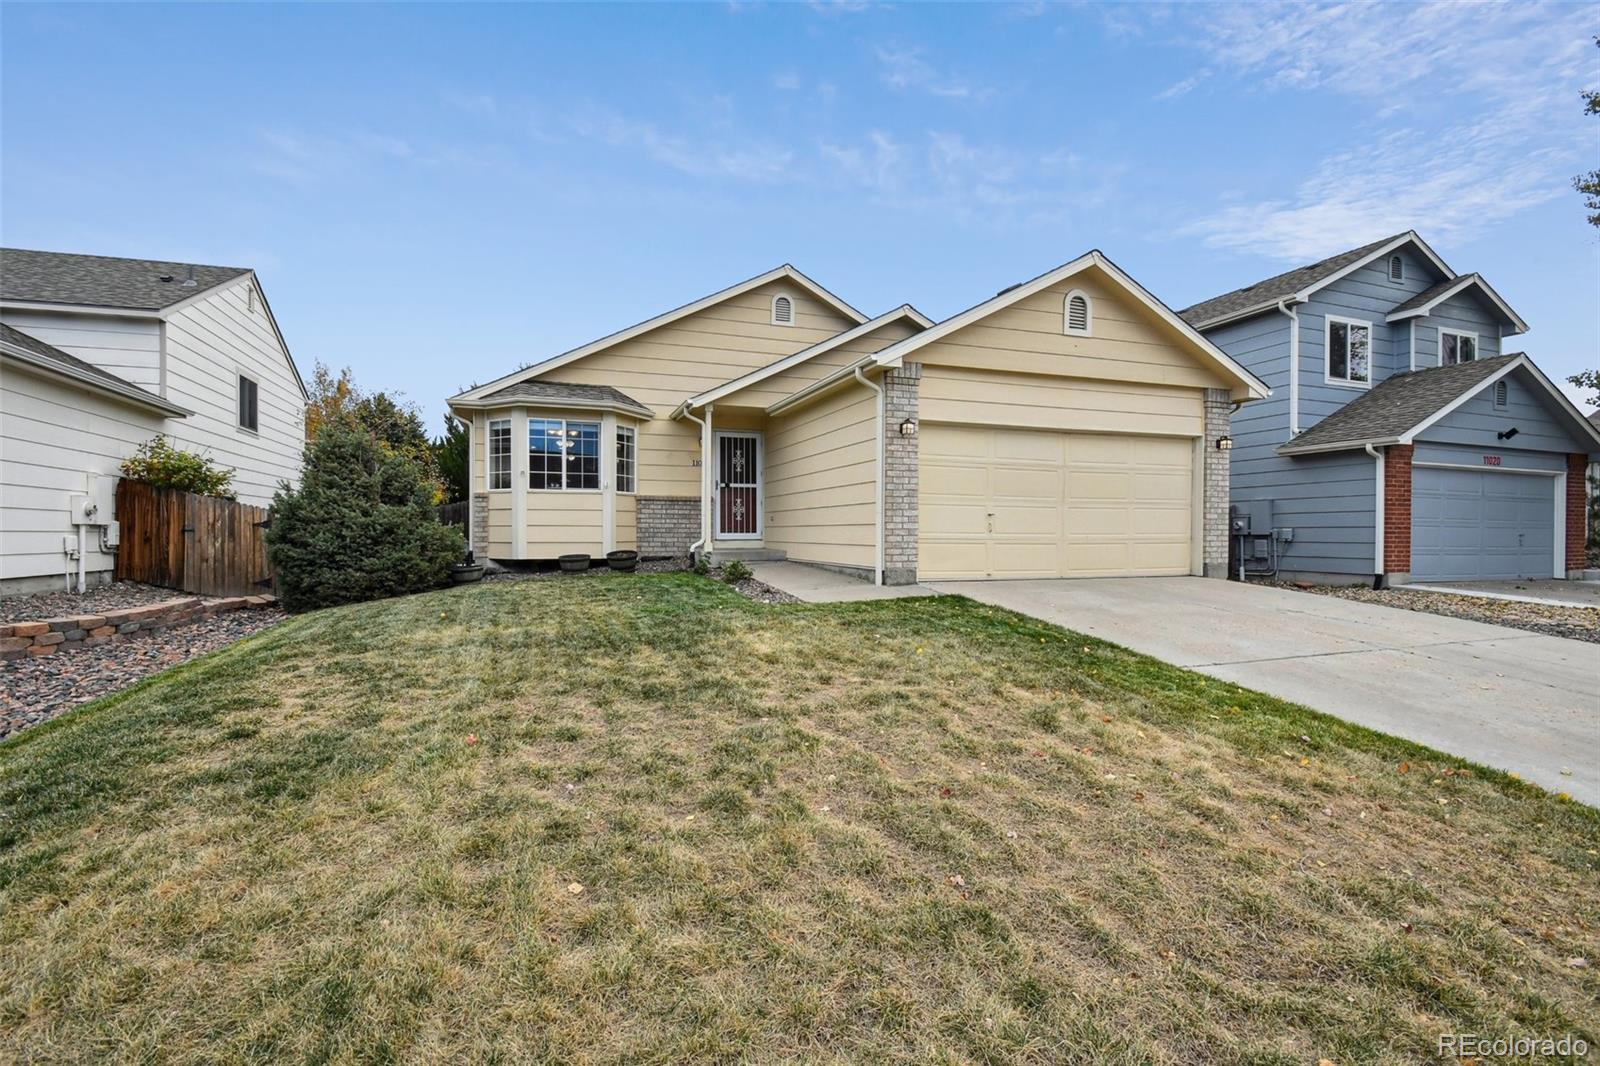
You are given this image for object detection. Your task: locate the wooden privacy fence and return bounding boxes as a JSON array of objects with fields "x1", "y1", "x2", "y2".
[
  {"x1": 115, "y1": 480, "x2": 276, "y2": 597},
  {"x1": 436, "y1": 500, "x2": 468, "y2": 532}
]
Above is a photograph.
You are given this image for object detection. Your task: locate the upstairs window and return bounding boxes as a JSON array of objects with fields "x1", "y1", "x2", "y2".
[
  {"x1": 529, "y1": 418, "x2": 600, "y2": 490},
  {"x1": 616, "y1": 425, "x2": 636, "y2": 493},
  {"x1": 1388, "y1": 255, "x2": 1404, "y2": 283},
  {"x1": 771, "y1": 293, "x2": 794, "y2": 325},
  {"x1": 1063, "y1": 290, "x2": 1092, "y2": 335},
  {"x1": 1441, "y1": 329, "x2": 1477, "y2": 366},
  {"x1": 237, "y1": 374, "x2": 259, "y2": 431},
  {"x1": 488, "y1": 418, "x2": 511, "y2": 489},
  {"x1": 1326, "y1": 317, "x2": 1371, "y2": 385}
]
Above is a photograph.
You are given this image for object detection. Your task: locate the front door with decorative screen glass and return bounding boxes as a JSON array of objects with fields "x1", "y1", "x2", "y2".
[{"x1": 715, "y1": 432, "x2": 761, "y2": 539}]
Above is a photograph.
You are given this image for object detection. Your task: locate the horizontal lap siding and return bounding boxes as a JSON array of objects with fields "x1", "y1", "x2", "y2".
[
  {"x1": 720, "y1": 319, "x2": 920, "y2": 409},
  {"x1": 615, "y1": 493, "x2": 637, "y2": 552},
  {"x1": 764, "y1": 383, "x2": 877, "y2": 569},
  {"x1": 0, "y1": 310, "x2": 162, "y2": 392},
  {"x1": 162, "y1": 282, "x2": 305, "y2": 506},
  {"x1": 487, "y1": 493, "x2": 513, "y2": 557},
  {"x1": 920, "y1": 366, "x2": 1204, "y2": 437},
  {"x1": 1, "y1": 364, "x2": 169, "y2": 581},
  {"x1": 1412, "y1": 292, "x2": 1504, "y2": 369},
  {"x1": 533, "y1": 281, "x2": 855, "y2": 496},
  {"x1": 526, "y1": 492, "x2": 604, "y2": 557},
  {"x1": 1418, "y1": 370, "x2": 1583, "y2": 455}
]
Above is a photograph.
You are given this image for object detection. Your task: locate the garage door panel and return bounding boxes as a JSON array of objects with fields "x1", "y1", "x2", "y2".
[
  {"x1": 1411, "y1": 466, "x2": 1555, "y2": 581},
  {"x1": 920, "y1": 424, "x2": 1194, "y2": 580}
]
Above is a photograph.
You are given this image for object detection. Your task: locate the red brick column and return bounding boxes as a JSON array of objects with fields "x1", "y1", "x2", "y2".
[
  {"x1": 1383, "y1": 445, "x2": 1414, "y2": 574},
  {"x1": 1569, "y1": 453, "x2": 1589, "y2": 575}
]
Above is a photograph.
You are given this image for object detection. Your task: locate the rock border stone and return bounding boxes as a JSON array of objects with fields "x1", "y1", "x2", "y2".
[{"x1": 0, "y1": 595, "x2": 278, "y2": 660}]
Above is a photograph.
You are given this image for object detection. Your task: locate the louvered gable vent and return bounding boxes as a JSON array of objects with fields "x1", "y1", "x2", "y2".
[
  {"x1": 772, "y1": 294, "x2": 794, "y2": 325},
  {"x1": 1064, "y1": 291, "x2": 1091, "y2": 335}
]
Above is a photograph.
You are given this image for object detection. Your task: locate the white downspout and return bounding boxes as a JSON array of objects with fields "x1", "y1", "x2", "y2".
[
  {"x1": 1365, "y1": 443, "x2": 1384, "y2": 585},
  {"x1": 854, "y1": 365, "x2": 885, "y2": 586},
  {"x1": 682, "y1": 404, "x2": 710, "y2": 560},
  {"x1": 1277, "y1": 299, "x2": 1300, "y2": 437}
]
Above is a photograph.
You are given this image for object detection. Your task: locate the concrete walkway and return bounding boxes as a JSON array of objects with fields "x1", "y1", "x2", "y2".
[
  {"x1": 1405, "y1": 579, "x2": 1600, "y2": 609},
  {"x1": 928, "y1": 577, "x2": 1600, "y2": 805},
  {"x1": 749, "y1": 561, "x2": 933, "y2": 603}
]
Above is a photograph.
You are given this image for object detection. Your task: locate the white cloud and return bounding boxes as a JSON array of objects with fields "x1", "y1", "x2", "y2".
[
  {"x1": 1154, "y1": 72, "x2": 1205, "y2": 101},
  {"x1": 1173, "y1": 1, "x2": 1595, "y2": 260},
  {"x1": 876, "y1": 45, "x2": 989, "y2": 100},
  {"x1": 569, "y1": 107, "x2": 794, "y2": 182},
  {"x1": 772, "y1": 69, "x2": 802, "y2": 91}
]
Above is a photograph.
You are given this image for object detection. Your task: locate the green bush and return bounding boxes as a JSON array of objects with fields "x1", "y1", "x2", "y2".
[
  {"x1": 692, "y1": 555, "x2": 712, "y2": 576},
  {"x1": 120, "y1": 436, "x2": 235, "y2": 498},
  {"x1": 721, "y1": 560, "x2": 752, "y2": 584},
  {"x1": 266, "y1": 424, "x2": 464, "y2": 611}
]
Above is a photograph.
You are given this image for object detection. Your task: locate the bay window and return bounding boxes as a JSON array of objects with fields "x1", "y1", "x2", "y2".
[
  {"x1": 529, "y1": 418, "x2": 600, "y2": 490},
  {"x1": 616, "y1": 425, "x2": 636, "y2": 493},
  {"x1": 488, "y1": 418, "x2": 511, "y2": 489}
]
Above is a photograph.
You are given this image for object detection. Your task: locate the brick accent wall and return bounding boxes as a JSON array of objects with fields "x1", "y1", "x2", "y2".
[
  {"x1": 883, "y1": 362, "x2": 922, "y2": 585},
  {"x1": 1383, "y1": 444, "x2": 1414, "y2": 575},
  {"x1": 470, "y1": 493, "x2": 489, "y2": 559},
  {"x1": 1202, "y1": 389, "x2": 1232, "y2": 578},
  {"x1": 1568, "y1": 453, "x2": 1588, "y2": 575},
  {"x1": 637, "y1": 496, "x2": 701, "y2": 558}
]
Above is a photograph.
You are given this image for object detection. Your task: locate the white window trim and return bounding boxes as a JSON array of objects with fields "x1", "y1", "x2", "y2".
[
  {"x1": 770, "y1": 292, "x2": 796, "y2": 326},
  {"x1": 236, "y1": 370, "x2": 260, "y2": 435},
  {"x1": 616, "y1": 424, "x2": 637, "y2": 494},
  {"x1": 1439, "y1": 328, "x2": 1479, "y2": 366},
  {"x1": 528, "y1": 416, "x2": 603, "y2": 493},
  {"x1": 1063, "y1": 289, "x2": 1093, "y2": 336},
  {"x1": 1323, "y1": 315, "x2": 1374, "y2": 389},
  {"x1": 487, "y1": 417, "x2": 512, "y2": 491}
]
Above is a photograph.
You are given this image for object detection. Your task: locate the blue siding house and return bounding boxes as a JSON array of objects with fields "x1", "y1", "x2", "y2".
[{"x1": 1181, "y1": 232, "x2": 1599, "y2": 584}]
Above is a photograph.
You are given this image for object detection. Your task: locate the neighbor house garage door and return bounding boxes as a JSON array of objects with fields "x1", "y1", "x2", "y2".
[
  {"x1": 919, "y1": 424, "x2": 1193, "y2": 580},
  {"x1": 1411, "y1": 467, "x2": 1555, "y2": 581}
]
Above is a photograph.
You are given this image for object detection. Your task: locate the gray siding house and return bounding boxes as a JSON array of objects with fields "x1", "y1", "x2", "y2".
[{"x1": 1181, "y1": 232, "x2": 1599, "y2": 584}]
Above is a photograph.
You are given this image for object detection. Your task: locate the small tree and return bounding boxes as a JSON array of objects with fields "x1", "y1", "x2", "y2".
[
  {"x1": 1574, "y1": 37, "x2": 1600, "y2": 227},
  {"x1": 120, "y1": 436, "x2": 236, "y2": 498},
  {"x1": 434, "y1": 413, "x2": 470, "y2": 504},
  {"x1": 267, "y1": 423, "x2": 464, "y2": 611}
]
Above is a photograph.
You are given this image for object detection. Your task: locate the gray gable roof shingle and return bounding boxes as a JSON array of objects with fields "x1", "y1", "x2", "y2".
[
  {"x1": 1277, "y1": 356, "x2": 1517, "y2": 454},
  {"x1": 476, "y1": 379, "x2": 654, "y2": 415},
  {"x1": 1179, "y1": 233, "x2": 1406, "y2": 328},
  {"x1": 1387, "y1": 275, "x2": 1474, "y2": 316},
  {"x1": 0, "y1": 322, "x2": 188, "y2": 414},
  {"x1": 1, "y1": 248, "x2": 251, "y2": 311}
]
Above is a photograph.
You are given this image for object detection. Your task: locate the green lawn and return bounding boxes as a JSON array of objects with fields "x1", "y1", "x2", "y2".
[{"x1": 2, "y1": 573, "x2": 1596, "y2": 1065}]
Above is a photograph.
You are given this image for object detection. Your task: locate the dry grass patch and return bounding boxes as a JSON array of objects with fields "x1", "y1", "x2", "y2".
[{"x1": 2, "y1": 573, "x2": 1596, "y2": 1065}]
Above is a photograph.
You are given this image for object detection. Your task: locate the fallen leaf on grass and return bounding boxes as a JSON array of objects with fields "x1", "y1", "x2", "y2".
[
  {"x1": 566, "y1": 882, "x2": 584, "y2": 896},
  {"x1": 464, "y1": 734, "x2": 479, "y2": 745},
  {"x1": 947, "y1": 874, "x2": 966, "y2": 888},
  {"x1": 1398, "y1": 762, "x2": 1410, "y2": 774}
]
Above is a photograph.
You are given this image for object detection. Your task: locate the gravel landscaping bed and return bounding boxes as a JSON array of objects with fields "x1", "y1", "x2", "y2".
[
  {"x1": 1, "y1": 608, "x2": 286, "y2": 738},
  {"x1": 1272, "y1": 582, "x2": 1600, "y2": 643},
  {"x1": 0, "y1": 581, "x2": 214, "y2": 625}
]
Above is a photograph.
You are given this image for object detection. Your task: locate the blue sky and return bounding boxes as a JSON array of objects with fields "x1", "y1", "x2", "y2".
[{"x1": 3, "y1": 1, "x2": 1596, "y2": 424}]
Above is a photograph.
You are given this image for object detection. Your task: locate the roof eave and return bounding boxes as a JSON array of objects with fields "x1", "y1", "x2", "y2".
[
  {"x1": 1383, "y1": 274, "x2": 1530, "y2": 335},
  {"x1": 1, "y1": 345, "x2": 192, "y2": 417},
  {"x1": 0, "y1": 298, "x2": 164, "y2": 319},
  {"x1": 1277, "y1": 436, "x2": 1401, "y2": 457},
  {"x1": 450, "y1": 396, "x2": 654, "y2": 419}
]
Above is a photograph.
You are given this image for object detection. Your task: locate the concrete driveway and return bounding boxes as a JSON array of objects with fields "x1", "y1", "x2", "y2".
[{"x1": 927, "y1": 577, "x2": 1600, "y2": 805}]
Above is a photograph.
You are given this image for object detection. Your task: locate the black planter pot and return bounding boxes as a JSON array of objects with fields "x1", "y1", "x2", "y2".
[
  {"x1": 558, "y1": 554, "x2": 591, "y2": 573},
  {"x1": 450, "y1": 563, "x2": 485, "y2": 585},
  {"x1": 606, "y1": 550, "x2": 640, "y2": 572}
]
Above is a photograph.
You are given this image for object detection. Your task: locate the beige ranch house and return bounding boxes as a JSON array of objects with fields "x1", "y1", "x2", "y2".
[{"x1": 447, "y1": 252, "x2": 1268, "y2": 585}]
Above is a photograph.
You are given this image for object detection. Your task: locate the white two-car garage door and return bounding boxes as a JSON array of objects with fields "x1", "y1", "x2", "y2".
[
  {"x1": 919, "y1": 424, "x2": 1194, "y2": 580},
  {"x1": 1411, "y1": 466, "x2": 1556, "y2": 581}
]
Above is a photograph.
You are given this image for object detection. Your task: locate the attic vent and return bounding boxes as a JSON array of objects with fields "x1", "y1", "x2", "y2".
[
  {"x1": 1388, "y1": 255, "x2": 1403, "y2": 282},
  {"x1": 1493, "y1": 380, "x2": 1509, "y2": 410},
  {"x1": 771, "y1": 294, "x2": 794, "y2": 326},
  {"x1": 182, "y1": 266, "x2": 198, "y2": 288},
  {"x1": 158, "y1": 274, "x2": 174, "y2": 283},
  {"x1": 1063, "y1": 290, "x2": 1092, "y2": 335}
]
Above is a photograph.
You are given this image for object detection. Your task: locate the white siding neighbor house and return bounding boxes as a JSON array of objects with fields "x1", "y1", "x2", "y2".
[{"x1": 1, "y1": 249, "x2": 308, "y2": 594}]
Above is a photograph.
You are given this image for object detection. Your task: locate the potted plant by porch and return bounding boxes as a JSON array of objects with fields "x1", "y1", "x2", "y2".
[
  {"x1": 606, "y1": 550, "x2": 639, "y2": 572},
  {"x1": 559, "y1": 554, "x2": 591, "y2": 573}
]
